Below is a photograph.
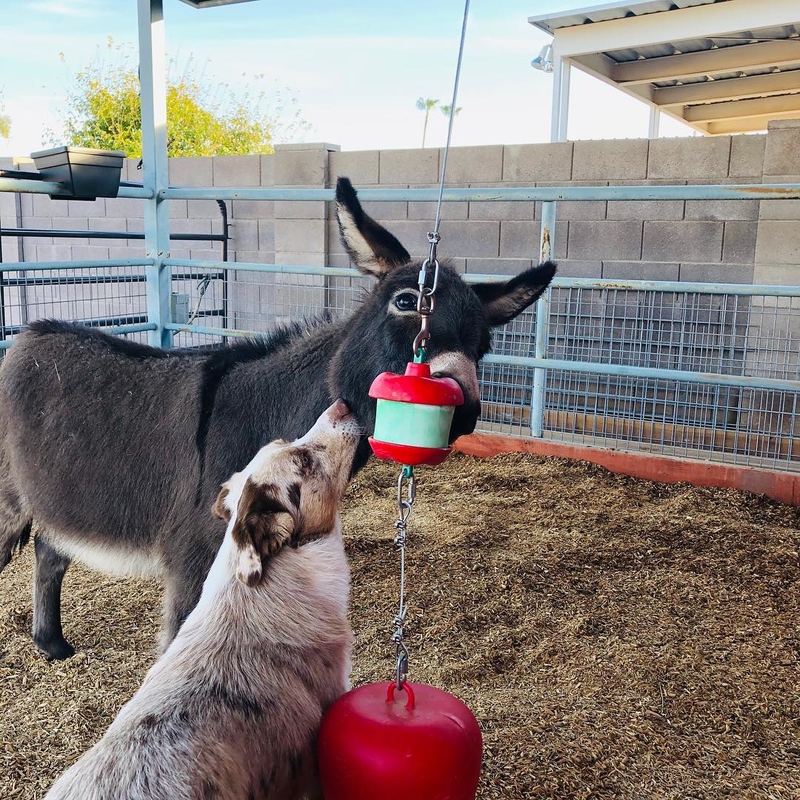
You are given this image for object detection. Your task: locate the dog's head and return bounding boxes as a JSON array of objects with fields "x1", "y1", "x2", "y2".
[{"x1": 212, "y1": 399, "x2": 361, "y2": 587}]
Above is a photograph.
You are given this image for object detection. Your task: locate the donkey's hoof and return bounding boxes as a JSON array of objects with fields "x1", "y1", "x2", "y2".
[{"x1": 34, "y1": 634, "x2": 76, "y2": 661}]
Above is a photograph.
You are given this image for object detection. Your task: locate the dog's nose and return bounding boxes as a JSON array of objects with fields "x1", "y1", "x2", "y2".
[{"x1": 329, "y1": 398, "x2": 351, "y2": 422}]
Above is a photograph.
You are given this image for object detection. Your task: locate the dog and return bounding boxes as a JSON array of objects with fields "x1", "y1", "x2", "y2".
[{"x1": 45, "y1": 399, "x2": 360, "y2": 800}]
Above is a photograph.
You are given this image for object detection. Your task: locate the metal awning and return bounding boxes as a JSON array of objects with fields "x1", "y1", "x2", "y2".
[{"x1": 529, "y1": 0, "x2": 800, "y2": 138}]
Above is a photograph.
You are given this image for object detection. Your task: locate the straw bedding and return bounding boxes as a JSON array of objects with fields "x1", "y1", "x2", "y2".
[{"x1": 1, "y1": 452, "x2": 798, "y2": 799}]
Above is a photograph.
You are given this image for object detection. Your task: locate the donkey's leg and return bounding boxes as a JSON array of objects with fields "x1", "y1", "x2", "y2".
[
  {"x1": 160, "y1": 568, "x2": 206, "y2": 652},
  {"x1": 32, "y1": 534, "x2": 75, "y2": 660},
  {"x1": 0, "y1": 517, "x2": 32, "y2": 572}
]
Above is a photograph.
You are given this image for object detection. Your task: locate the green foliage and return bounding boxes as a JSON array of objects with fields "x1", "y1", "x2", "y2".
[
  {"x1": 415, "y1": 96, "x2": 439, "y2": 148},
  {"x1": 0, "y1": 92, "x2": 10, "y2": 139},
  {"x1": 49, "y1": 40, "x2": 309, "y2": 157}
]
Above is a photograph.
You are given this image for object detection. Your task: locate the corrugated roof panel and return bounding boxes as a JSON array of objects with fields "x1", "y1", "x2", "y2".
[{"x1": 529, "y1": 0, "x2": 725, "y2": 36}]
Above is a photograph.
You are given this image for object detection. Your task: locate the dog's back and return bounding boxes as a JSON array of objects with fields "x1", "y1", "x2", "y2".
[{"x1": 46, "y1": 400, "x2": 358, "y2": 800}]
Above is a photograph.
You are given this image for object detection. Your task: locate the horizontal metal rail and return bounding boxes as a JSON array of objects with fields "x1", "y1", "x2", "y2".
[
  {"x1": 0, "y1": 259, "x2": 155, "y2": 273},
  {"x1": 0, "y1": 177, "x2": 153, "y2": 199},
  {"x1": 0, "y1": 227, "x2": 225, "y2": 242},
  {"x1": 159, "y1": 183, "x2": 800, "y2": 203},
  {"x1": 164, "y1": 258, "x2": 363, "y2": 279}
]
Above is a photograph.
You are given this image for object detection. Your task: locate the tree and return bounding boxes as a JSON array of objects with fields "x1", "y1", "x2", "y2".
[
  {"x1": 0, "y1": 93, "x2": 10, "y2": 139},
  {"x1": 440, "y1": 103, "x2": 462, "y2": 120},
  {"x1": 415, "y1": 97, "x2": 439, "y2": 148},
  {"x1": 48, "y1": 40, "x2": 309, "y2": 157}
]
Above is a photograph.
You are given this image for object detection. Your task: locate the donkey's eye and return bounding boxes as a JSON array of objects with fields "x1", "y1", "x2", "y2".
[{"x1": 394, "y1": 292, "x2": 418, "y2": 312}]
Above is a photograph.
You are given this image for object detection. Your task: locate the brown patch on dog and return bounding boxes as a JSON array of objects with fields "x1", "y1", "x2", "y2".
[{"x1": 210, "y1": 485, "x2": 231, "y2": 522}]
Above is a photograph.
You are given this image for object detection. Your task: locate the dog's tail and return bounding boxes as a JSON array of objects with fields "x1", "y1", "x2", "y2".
[{"x1": 0, "y1": 520, "x2": 32, "y2": 573}]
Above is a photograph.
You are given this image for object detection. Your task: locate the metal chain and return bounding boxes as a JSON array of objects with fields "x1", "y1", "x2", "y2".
[{"x1": 391, "y1": 466, "x2": 415, "y2": 689}]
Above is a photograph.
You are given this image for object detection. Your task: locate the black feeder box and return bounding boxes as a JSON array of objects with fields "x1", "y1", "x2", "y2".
[{"x1": 30, "y1": 146, "x2": 125, "y2": 201}]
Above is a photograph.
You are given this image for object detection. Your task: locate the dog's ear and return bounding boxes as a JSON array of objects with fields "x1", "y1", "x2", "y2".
[
  {"x1": 231, "y1": 479, "x2": 295, "y2": 587},
  {"x1": 212, "y1": 484, "x2": 232, "y2": 523}
]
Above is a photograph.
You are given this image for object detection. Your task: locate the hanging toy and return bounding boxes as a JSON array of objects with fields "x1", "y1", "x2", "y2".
[
  {"x1": 368, "y1": 360, "x2": 463, "y2": 466},
  {"x1": 317, "y1": 681, "x2": 483, "y2": 800},
  {"x1": 319, "y1": 5, "x2": 481, "y2": 797}
]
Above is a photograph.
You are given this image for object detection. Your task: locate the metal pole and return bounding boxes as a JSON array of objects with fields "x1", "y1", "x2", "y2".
[
  {"x1": 648, "y1": 106, "x2": 661, "y2": 138},
  {"x1": 138, "y1": 0, "x2": 172, "y2": 348},
  {"x1": 530, "y1": 202, "x2": 556, "y2": 437},
  {"x1": 550, "y1": 55, "x2": 570, "y2": 143}
]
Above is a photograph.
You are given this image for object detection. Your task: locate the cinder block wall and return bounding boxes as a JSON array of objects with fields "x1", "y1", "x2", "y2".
[{"x1": 3, "y1": 121, "x2": 799, "y2": 288}]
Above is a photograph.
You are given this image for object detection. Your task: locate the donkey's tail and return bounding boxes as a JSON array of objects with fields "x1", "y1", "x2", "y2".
[{"x1": 0, "y1": 519, "x2": 32, "y2": 573}]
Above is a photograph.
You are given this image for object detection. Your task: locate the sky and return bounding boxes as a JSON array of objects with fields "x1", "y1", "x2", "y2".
[{"x1": 0, "y1": 0, "x2": 695, "y2": 158}]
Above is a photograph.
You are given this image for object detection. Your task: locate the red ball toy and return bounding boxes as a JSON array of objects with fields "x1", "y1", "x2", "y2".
[{"x1": 318, "y1": 681, "x2": 483, "y2": 800}]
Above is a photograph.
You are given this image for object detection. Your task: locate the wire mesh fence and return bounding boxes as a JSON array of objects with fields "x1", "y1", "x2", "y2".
[{"x1": 1, "y1": 262, "x2": 799, "y2": 472}]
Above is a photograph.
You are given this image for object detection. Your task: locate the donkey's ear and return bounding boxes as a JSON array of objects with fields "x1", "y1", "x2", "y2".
[
  {"x1": 336, "y1": 176, "x2": 410, "y2": 278},
  {"x1": 472, "y1": 262, "x2": 557, "y2": 327},
  {"x1": 231, "y1": 480, "x2": 295, "y2": 587}
]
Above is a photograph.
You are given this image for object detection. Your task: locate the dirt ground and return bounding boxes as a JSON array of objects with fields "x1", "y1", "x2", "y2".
[{"x1": 1, "y1": 451, "x2": 799, "y2": 800}]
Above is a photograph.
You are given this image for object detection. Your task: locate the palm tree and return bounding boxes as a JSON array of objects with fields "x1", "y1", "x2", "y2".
[
  {"x1": 416, "y1": 97, "x2": 439, "y2": 148},
  {"x1": 440, "y1": 103, "x2": 462, "y2": 121}
]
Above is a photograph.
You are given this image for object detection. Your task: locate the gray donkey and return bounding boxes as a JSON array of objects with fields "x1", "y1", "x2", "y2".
[{"x1": 0, "y1": 176, "x2": 556, "y2": 660}]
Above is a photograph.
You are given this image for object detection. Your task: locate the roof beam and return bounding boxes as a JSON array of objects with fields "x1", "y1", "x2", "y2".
[
  {"x1": 654, "y1": 70, "x2": 800, "y2": 107},
  {"x1": 552, "y1": 0, "x2": 800, "y2": 58},
  {"x1": 613, "y1": 40, "x2": 800, "y2": 85},
  {"x1": 683, "y1": 93, "x2": 800, "y2": 123},
  {"x1": 705, "y1": 112, "x2": 800, "y2": 135}
]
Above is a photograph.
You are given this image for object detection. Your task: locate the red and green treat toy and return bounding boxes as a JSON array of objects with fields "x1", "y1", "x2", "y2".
[{"x1": 368, "y1": 359, "x2": 464, "y2": 466}]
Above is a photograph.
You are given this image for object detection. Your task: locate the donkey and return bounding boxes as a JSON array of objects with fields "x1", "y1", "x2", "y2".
[{"x1": 0, "y1": 176, "x2": 556, "y2": 660}]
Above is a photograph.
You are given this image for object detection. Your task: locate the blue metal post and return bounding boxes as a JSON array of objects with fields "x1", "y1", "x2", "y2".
[
  {"x1": 530, "y1": 202, "x2": 556, "y2": 437},
  {"x1": 138, "y1": 0, "x2": 172, "y2": 348}
]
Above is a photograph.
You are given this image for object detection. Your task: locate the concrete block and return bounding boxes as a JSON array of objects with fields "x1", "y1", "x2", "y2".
[
  {"x1": 728, "y1": 134, "x2": 765, "y2": 178},
  {"x1": 188, "y1": 248, "x2": 222, "y2": 261},
  {"x1": 32, "y1": 194, "x2": 69, "y2": 217},
  {"x1": 680, "y1": 262, "x2": 754, "y2": 284},
  {"x1": 71, "y1": 245, "x2": 111, "y2": 261},
  {"x1": 464, "y1": 257, "x2": 533, "y2": 276},
  {"x1": 260, "y1": 154, "x2": 276, "y2": 186},
  {"x1": 763, "y1": 125, "x2": 800, "y2": 177},
  {"x1": 601, "y1": 260, "x2": 679, "y2": 281},
  {"x1": 169, "y1": 157, "x2": 213, "y2": 187},
  {"x1": 503, "y1": 142, "x2": 572, "y2": 183},
  {"x1": 407, "y1": 201, "x2": 467, "y2": 221},
  {"x1": 428, "y1": 220, "x2": 500, "y2": 259},
  {"x1": 127, "y1": 218, "x2": 144, "y2": 233},
  {"x1": 275, "y1": 200, "x2": 327, "y2": 220},
  {"x1": 329, "y1": 150, "x2": 380, "y2": 185},
  {"x1": 755, "y1": 220, "x2": 800, "y2": 265},
  {"x1": 551, "y1": 259, "x2": 602, "y2": 279},
  {"x1": 65, "y1": 197, "x2": 106, "y2": 219},
  {"x1": 258, "y1": 220, "x2": 275, "y2": 251},
  {"x1": 187, "y1": 199, "x2": 225, "y2": 219},
  {"x1": 758, "y1": 199, "x2": 800, "y2": 220},
  {"x1": 648, "y1": 137, "x2": 731, "y2": 180},
  {"x1": 327, "y1": 252, "x2": 352, "y2": 269},
  {"x1": 443, "y1": 258, "x2": 467, "y2": 274},
  {"x1": 275, "y1": 251, "x2": 326, "y2": 267},
  {"x1": 556, "y1": 200, "x2": 607, "y2": 221},
  {"x1": 34, "y1": 244, "x2": 77, "y2": 262},
  {"x1": 500, "y1": 221, "x2": 539, "y2": 259},
  {"x1": 171, "y1": 218, "x2": 211, "y2": 236},
  {"x1": 444, "y1": 146, "x2": 503, "y2": 184},
  {"x1": 229, "y1": 219, "x2": 259, "y2": 251},
  {"x1": 572, "y1": 139, "x2": 648, "y2": 181},
  {"x1": 359, "y1": 201, "x2": 408, "y2": 222},
  {"x1": 169, "y1": 199, "x2": 188, "y2": 220},
  {"x1": 107, "y1": 197, "x2": 144, "y2": 219},
  {"x1": 722, "y1": 221, "x2": 757, "y2": 264},
  {"x1": 684, "y1": 199, "x2": 759, "y2": 221},
  {"x1": 212, "y1": 155, "x2": 260, "y2": 187},
  {"x1": 379, "y1": 220, "x2": 448, "y2": 260},
  {"x1": 752, "y1": 262, "x2": 800, "y2": 285},
  {"x1": 568, "y1": 220, "x2": 643, "y2": 261},
  {"x1": 378, "y1": 149, "x2": 440, "y2": 185},
  {"x1": 468, "y1": 200, "x2": 534, "y2": 221},
  {"x1": 232, "y1": 250, "x2": 274, "y2": 265},
  {"x1": 275, "y1": 219, "x2": 325, "y2": 255},
  {"x1": 642, "y1": 221, "x2": 723, "y2": 262},
  {"x1": 109, "y1": 246, "x2": 145, "y2": 261},
  {"x1": 232, "y1": 199, "x2": 274, "y2": 220},
  {"x1": 606, "y1": 199, "x2": 684, "y2": 220},
  {"x1": 274, "y1": 146, "x2": 329, "y2": 186}
]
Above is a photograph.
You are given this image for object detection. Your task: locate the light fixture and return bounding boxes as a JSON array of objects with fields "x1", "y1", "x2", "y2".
[{"x1": 531, "y1": 43, "x2": 554, "y2": 73}]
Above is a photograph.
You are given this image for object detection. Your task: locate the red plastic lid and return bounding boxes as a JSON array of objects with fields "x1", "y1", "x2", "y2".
[
  {"x1": 369, "y1": 438, "x2": 452, "y2": 466},
  {"x1": 369, "y1": 362, "x2": 464, "y2": 406}
]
